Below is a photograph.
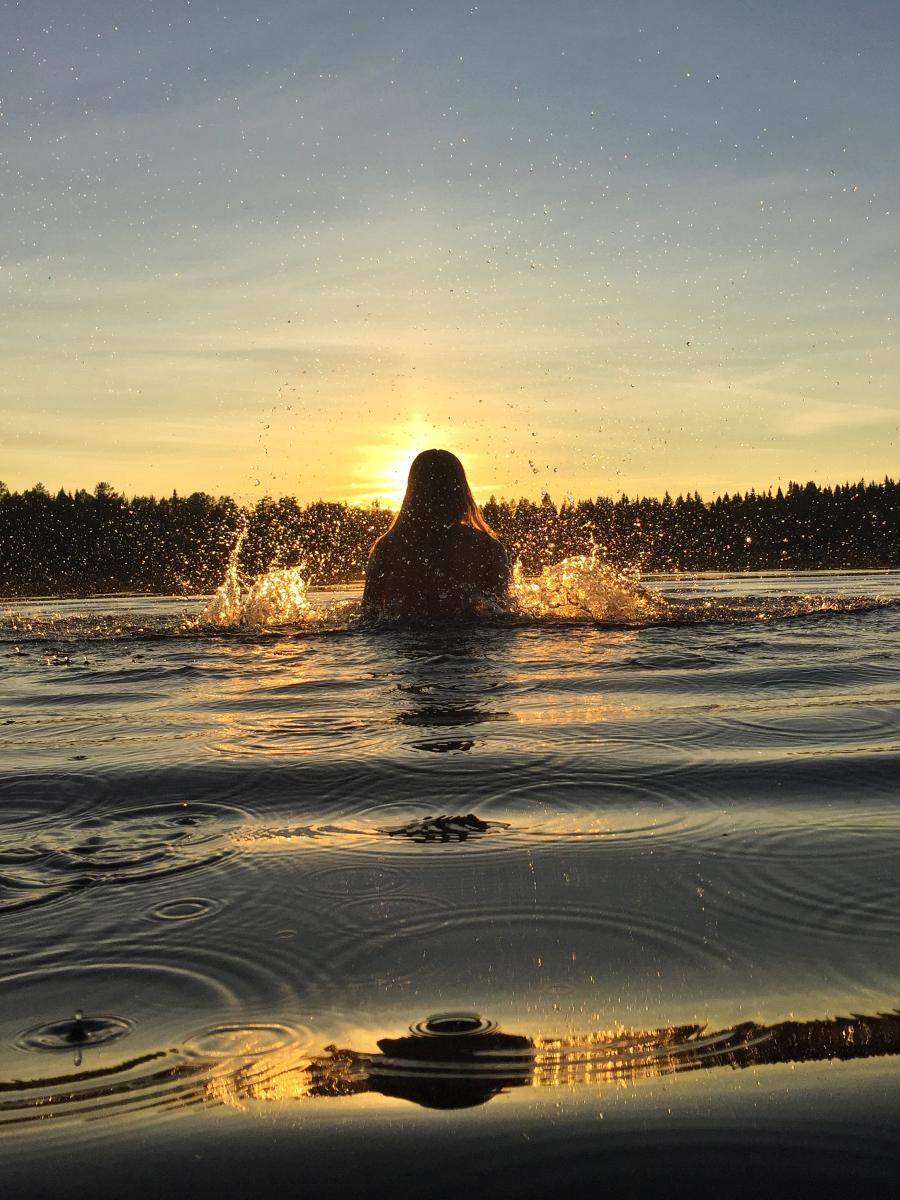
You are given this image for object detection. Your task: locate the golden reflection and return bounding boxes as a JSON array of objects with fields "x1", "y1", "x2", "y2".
[
  {"x1": 192, "y1": 635, "x2": 333, "y2": 759},
  {"x1": 5, "y1": 1009, "x2": 899, "y2": 1128},
  {"x1": 514, "y1": 701, "x2": 638, "y2": 728},
  {"x1": 204, "y1": 1009, "x2": 900, "y2": 1112}
]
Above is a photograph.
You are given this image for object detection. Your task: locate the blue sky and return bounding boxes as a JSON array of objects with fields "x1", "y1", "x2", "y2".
[{"x1": 2, "y1": 1, "x2": 897, "y2": 503}]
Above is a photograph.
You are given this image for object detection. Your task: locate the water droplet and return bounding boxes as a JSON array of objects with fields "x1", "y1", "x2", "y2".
[{"x1": 17, "y1": 1013, "x2": 134, "y2": 1052}]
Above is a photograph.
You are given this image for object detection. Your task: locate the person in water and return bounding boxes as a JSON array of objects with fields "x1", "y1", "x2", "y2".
[{"x1": 362, "y1": 449, "x2": 510, "y2": 620}]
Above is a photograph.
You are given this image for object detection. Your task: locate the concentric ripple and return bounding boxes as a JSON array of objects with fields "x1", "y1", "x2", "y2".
[
  {"x1": 183, "y1": 1022, "x2": 307, "y2": 1060},
  {"x1": 716, "y1": 860, "x2": 900, "y2": 944},
  {"x1": 144, "y1": 896, "x2": 224, "y2": 923},
  {"x1": 17, "y1": 1012, "x2": 134, "y2": 1053},
  {"x1": 410, "y1": 1013, "x2": 499, "y2": 1038},
  {"x1": 1, "y1": 801, "x2": 246, "y2": 918},
  {"x1": 379, "y1": 897, "x2": 734, "y2": 966},
  {"x1": 330, "y1": 891, "x2": 455, "y2": 936},
  {"x1": 0, "y1": 939, "x2": 312, "y2": 1130},
  {"x1": 302, "y1": 860, "x2": 406, "y2": 898}
]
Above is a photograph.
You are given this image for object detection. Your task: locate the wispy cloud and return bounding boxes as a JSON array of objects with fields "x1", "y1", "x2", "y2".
[{"x1": 777, "y1": 399, "x2": 898, "y2": 437}]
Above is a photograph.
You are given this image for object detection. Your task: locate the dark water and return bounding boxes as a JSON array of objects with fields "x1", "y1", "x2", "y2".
[{"x1": 1, "y1": 570, "x2": 898, "y2": 1198}]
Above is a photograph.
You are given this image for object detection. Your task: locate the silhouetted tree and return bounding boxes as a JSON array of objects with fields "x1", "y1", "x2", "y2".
[{"x1": 0, "y1": 478, "x2": 896, "y2": 596}]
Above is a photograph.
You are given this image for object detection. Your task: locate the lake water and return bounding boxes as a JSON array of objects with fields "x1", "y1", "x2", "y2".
[{"x1": 1, "y1": 569, "x2": 898, "y2": 1198}]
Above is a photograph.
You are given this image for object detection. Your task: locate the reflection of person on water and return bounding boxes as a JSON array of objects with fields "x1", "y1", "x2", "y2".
[{"x1": 362, "y1": 449, "x2": 510, "y2": 621}]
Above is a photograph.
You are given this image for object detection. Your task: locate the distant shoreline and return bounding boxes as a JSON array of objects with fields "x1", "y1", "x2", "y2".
[{"x1": 2, "y1": 478, "x2": 897, "y2": 596}]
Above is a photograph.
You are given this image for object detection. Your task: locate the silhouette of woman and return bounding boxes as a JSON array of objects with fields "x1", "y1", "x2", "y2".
[{"x1": 362, "y1": 449, "x2": 510, "y2": 620}]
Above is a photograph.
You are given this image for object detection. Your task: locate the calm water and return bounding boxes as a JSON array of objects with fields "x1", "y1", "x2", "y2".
[{"x1": 1, "y1": 570, "x2": 899, "y2": 1198}]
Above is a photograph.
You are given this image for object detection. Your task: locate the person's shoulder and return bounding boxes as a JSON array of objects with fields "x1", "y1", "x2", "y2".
[
  {"x1": 480, "y1": 528, "x2": 508, "y2": 560},
  {"x1": 366, "y1": 534, "x2": 395, "y2": 572},
  {"x1": 456, "y1": 524, "x2": 501, "y2": 550},
  {"x1": 455, "y1": 526, "x2": 508, "y2": 573}
]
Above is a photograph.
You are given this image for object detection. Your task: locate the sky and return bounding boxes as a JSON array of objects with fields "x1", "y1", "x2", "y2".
[{"x1": 2, "y1": 0, "x2": 898, "y2": 506}]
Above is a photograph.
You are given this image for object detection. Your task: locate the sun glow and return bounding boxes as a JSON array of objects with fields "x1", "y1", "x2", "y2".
[
  {"x1": 352, "y1": 444, "x2": 415, "y2": 509},
  {"x1": 348, "y1": 417, "x2": 470, "y2": 509}
]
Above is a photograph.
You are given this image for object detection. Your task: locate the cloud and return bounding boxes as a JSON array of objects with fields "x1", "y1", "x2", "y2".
[{"x1": 777, "y1": 399, "x2": 898, "y2": 437}]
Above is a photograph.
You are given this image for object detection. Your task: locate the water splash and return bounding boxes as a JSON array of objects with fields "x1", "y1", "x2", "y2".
[
  {"x1": 197, "y1": 565, "x2": 317, "y2": 628},
  {"x1": 512, "y1": 552, "x2": 668, "y2": 622},
  {"x1": 195, "y1": 528, "x2": 669, "y2": 629},
  {"x1": 194, "y1": 524, "x2": 338, "y2": 629}
]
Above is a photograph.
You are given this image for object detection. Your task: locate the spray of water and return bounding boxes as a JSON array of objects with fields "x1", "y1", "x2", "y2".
[
  {"x1": 511, "y1": 552, "x2": 668, "y2": 623},
  {"x1": 194, "y1": 530, "x2": 665, "y2": 629},
  {"x1": 192, "y1": 522, "x2": 359, "y2": 629},
  {"x1": 198, "y1": 566, "x2": 315, "y2": 628},
  {"x1": 195, "y1": 523, "x2": 321, "y2": 628}
]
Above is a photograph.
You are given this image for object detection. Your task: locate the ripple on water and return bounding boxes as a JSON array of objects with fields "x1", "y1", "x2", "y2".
[
  {"x1": 302, "y1": 860, "x2": 406, "y2": 898},
  {"x1": 0, "y1": 866, "x2": 87, "y2": 916},
  {"x1": 703, "y1": 816, "x2": 900, "y2": 863},
  {"x1": 473, "y1": 772, "x2": 730, "y2": 849},
  {"x1": 182, "y1": 1021, "x2": 307, "y2": 1060},
  {"x1": 16, "y1": 1012, "x2": 134, "y2": 1053},
  {"x1": 319, "y1": 894, "x2": 735, "y2": 999},
  {"x1": 256, "y1": 852, "x2": 455, "y2": 992},
  {"x1": 0, "y1": 960, "x2": 237, "y2": 1051},
  {"x1": 2, "y1": 800, "x2": 247, "y2": 916},
  {"x1": 710, "y1": 703, "x2": 898, "y2": 748},
  {"x1": 330, "y1": 890, "x2": 455, "y2": 936},
  {"x1": 1, "y1": 1028, "x2": 310, "y2": 1130},
  {"x1": 409, "y1": 1012, "x2": 498, "y2": 1037},
  {"x1": 0, "y1": 948, "x2": 310, "y2": 1128},
  {"x1": 0, "y1": 769, "x2": 112, "y2": 827},
  {"x1": 216, "y1": 715, "x2": 370, "y2": 757},
  {"x1": 144, "y1": 896, "x2": 224, "y2": 923},
  {"x1": 715, "y1": 854, "x2": 900, "y2": 945},
  {"x1": 0, "y1": 937, "x2": 304, "y2": 1043},
  {"x1": 386, "y1": 898, "x2": 732, "y2": 965}
]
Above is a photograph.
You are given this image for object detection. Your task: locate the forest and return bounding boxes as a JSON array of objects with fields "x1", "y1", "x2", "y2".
[{"x1": 0, "y1": 477, "x2": 897, "y2": 597}]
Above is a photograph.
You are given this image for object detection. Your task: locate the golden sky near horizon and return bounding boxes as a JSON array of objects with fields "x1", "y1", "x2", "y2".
[{"x1": 3, "y1": 2, "x2": 898, "y2": 506}]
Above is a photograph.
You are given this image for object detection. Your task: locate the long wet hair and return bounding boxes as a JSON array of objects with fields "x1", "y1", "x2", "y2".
[{"x1": 378, "y1": 449, "x2": 498, "y2": 542}]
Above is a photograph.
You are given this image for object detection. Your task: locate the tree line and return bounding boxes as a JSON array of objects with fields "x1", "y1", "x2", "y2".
[{"x1": 0, "y1": 477, "x2": 896, "y2": 597}]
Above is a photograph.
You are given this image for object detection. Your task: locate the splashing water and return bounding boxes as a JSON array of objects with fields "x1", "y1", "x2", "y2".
[
  {"x1": 194, "y1": 540, "x2": 666, "y2": 630},
  {"x1": 192, "y1": 523, "x2": 307, "y2": 627},
  {"x1": 197, "y1": 565, "x2": 317, "y2": 629},
  {"x1": 193, "y1": 524, "x2": 358, "y2": 629},
  {"x1": 511, "y1": 553, "x2": 668, "y2": 623}
]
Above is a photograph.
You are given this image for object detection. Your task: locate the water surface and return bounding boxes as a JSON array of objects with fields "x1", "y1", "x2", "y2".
[{"x1": 1, "y1": 570, "x2": 898, "y2": 1197}]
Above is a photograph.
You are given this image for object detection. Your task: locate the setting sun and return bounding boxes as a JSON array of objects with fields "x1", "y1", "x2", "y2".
[
  {"x1": 351, "y1": 444, "x2": 414, "y2": 509},
  {"x1": 348, "y1": 417, "x2": 469, "y2": 509}
]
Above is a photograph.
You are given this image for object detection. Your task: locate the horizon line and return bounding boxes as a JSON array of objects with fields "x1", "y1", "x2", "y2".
[{"x1": 2, "y1": 474, "x2": 897, "y2": 509}]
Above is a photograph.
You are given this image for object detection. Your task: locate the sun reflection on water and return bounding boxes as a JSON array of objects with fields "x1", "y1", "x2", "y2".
[{"x1": 196, "y1": 1010, "x2": 900, "y2": 1112}]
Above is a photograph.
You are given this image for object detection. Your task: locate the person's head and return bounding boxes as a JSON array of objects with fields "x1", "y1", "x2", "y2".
[{"x1": 389, "y1": 449, "x2": 496, "y2": 537}]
